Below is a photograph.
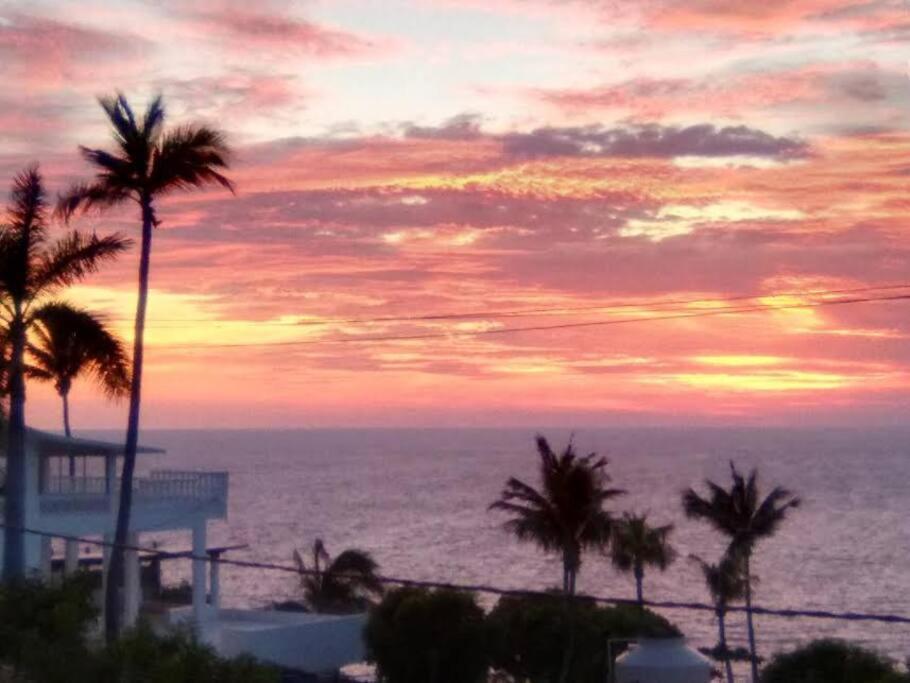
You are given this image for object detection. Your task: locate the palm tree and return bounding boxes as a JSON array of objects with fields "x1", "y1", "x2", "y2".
[
  {"x1": 609, "y1": 512, "x2": 676, "y2": 606},
  {"x1": 28, "y1": 301, "x2": 130, "y2": 442},
  {"x1": 690, "y1": 553, "x2": 746, "y2": 683},
  {"x1": 293, "y1": 539, "x2": 383, "y2": 614},
  {"x1": 682, "y1": 462, "x2": 800, "y2": 682},
  {"x1": 27, "y1": 302, "x2": 129, "y2": 571},
  {"x1": 0, "y1": 166, "x2": 128, "y2": 577},
  {"x1": 491, "y1": 435, "x2": 623, "y2": 683},
  {"x1": 58, "y1": 93, "x2": 233, "y2": 640},
  {"x1": 490, "y1": 435, "x2": 623, "y2": 596}
]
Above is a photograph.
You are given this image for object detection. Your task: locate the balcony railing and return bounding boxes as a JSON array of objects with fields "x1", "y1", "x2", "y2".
[{"x1": 39, "y1": 470, "x2": 228, "y2": 515}]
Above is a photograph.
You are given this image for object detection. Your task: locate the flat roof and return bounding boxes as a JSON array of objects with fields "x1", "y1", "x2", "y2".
[{"x1": 23, "y1": 428, "x2": 166, "y2": 457}]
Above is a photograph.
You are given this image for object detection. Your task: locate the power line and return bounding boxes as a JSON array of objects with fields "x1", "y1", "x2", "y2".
[
  {"x1": 99, "y1": 283, "x2": 910, "y2": 329},
  {"x1": 158, "y1": 291, "x2": 910, "y2": 350},
  {"x1": 8, "y1": 523, "x2": 910, "y2": 626}
]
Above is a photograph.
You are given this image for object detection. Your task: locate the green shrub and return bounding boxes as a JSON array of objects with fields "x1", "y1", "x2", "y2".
[
  {"x1": 95, "y1": 622, "x2": 279, "y2": 683},
  {"x1": 0, "y1": 573, "x2": 98, "y2": 683},
  {"x1": 364, "y1": 587, "x2": 489, "y2": 683},
  {"x1": 761, "y1": 639, "x2": 910, "y2": 683},
  {"x1": 487, "y1": 593, "x2": 680, "y2": 683},
  {"x1": 0, "y1": 576, "x2": 277, "y2": 683}
]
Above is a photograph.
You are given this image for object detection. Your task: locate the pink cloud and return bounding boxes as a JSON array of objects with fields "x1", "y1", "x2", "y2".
[
  {"x1": 182, "y1": 6, "x2": 391, "y2": 58},
  {"x1": 533, "y1": 62, "x2": 901, "y2": 120},
  {"x1": 0, "y1": 12, "x2": 143, "y2": 86}
]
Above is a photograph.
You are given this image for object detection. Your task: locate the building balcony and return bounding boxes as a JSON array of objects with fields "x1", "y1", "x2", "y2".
[{"x1": 37, "y1": 470, "x2": 229, "y2": 524}]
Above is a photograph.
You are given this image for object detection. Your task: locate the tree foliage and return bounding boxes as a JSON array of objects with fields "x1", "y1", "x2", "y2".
[
  {"x1": 294, "y1": 539, "x2": 383, "y2": 613},
  {"x1": 490, "y1": 435, "x2": 624, "y2": 594},
  {"x1": 761, "y1": 639, "x2": 910, "y2": 683},
  {"x1": 488, "y1": 593, "x2": 680, "y2": 683},
  {"x1": 365, "y1": 587, "x2": 489, "y2": 683}
]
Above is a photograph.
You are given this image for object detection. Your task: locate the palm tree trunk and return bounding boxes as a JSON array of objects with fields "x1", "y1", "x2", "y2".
[
  {"x1": 104, "y1": 196, "x2": 153, "y2": 642},
  {"x1": 62, "y1": 390, "x2": 80, "y2": 569},
  {"x1": 744, "y1": 554, "x2": 759, "y2": 682},
  {"x1": 63, "y1": 391, "x2": 74, "y2": 473},
  {"x1": 2, "y1": 310, "x2": 27, "y2": 579},
  {"x1": 718, "y1": 608, "x2": 734, "y2": 683},
  {"x1": 558, "y1": 551, "x2": 578, "y2": 683},
  {"x1": 634, "y1": 563, "x2": 644, "y2": 607}
]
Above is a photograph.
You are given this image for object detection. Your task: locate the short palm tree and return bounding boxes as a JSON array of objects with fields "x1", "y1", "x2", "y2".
[
  {"x1": 609, "y1": 512, "x2": 676, "y2": 606},
  {"x1": 682, "y1": 462, "x2": 800, "y2": 683},
  {"x1": 294, "y1": 539, "x2": 383, "y2": 614},
  {"x1": 690, "y1": 553, "x2": 746, "y2": 683},
  {"x1": 490, "y1": 435, "x2": 624, "y2": 595},
  {"x1": 28, "y1": 302, "x2": 130, "y2": 443},
  {"x1": 0, "y1": 166, "x2": 128, "y2": 577},
  {"x1": 58, "y1": 93, "x2": 233, "y2": 640}
]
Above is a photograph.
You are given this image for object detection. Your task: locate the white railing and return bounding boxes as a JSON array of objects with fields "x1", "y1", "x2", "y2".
[
  {"x1": 44, "y1": 476, "x2": 109, "y2": 496},
  {"x1": 135, "y1": 470, "x2": 228, "y2": 502},
  {"x1": 39, "y1": 470, "x2": 228, "y2": 514}
]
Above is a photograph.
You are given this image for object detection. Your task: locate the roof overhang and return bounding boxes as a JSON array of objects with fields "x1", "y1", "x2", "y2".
[{"x1": 23, "y1": 428, "x2": 166, "y2": 457}]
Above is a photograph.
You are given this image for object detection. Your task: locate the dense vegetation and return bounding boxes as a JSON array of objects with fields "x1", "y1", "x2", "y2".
[
  {"x1": 0, "y1": 575, "x2": 278, "y2": 683},
  {"x1": 364, "y1": 587, "x2": 489, "y2": 683},
  {"x1": 761, "y1": 639, "x2": 910, "y2": 683},
  {"x1": 487, "y1": 593, "x2": 679, "y2": 683}
]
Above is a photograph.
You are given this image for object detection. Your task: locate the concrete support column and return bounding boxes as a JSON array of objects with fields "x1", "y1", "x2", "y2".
[
  {"x1": 124, "y1": 532, "x2": 141, "y2": 628},
  {"x1": 191, "y1": 522, "x2": 207, "y2": 630},
  {"x1": 209, "y1": 552, "x2": 220, "y2": 613},
  {"x1": 39, "y1": 536, "x2": 52, "y2": 579},
  {"x1": 64, "y1": 540, "x2": 79, "y2": 575}
]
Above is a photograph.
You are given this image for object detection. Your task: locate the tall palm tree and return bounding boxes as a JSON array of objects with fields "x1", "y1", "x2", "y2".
[
  {"x1": 0, "y1": 166, "x2": 129, "y2": 577},
  {"x1": 682, "y1": 462, "x2": 800, "y2": 682},
  {"x1": 609, "y1": 512, "x2": 676, "y2": 606},
  {"x1": 491, "y1": 435, "x2": 623, "y2": 683},
  {"x1": 293, "y1": 539, "x2": 384, "y2": 614},
  {"x1": 690, "y1": 553, "x2": 746, "y2": 683},
  {"x1": 490, "y1": 435, "x2": 624, "y2": 596},
  {"x1": 28, "y1": 301, "x2": 130, "y2": 442},
  {"x1": 58, "y1": 93, "x2": 233, "y2": 640}
]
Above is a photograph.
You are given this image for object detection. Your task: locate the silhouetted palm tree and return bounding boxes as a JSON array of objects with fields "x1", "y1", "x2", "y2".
[
  {"x1": 28, "y1": 302, "x2": 130, "y2": 442},
  {"x1": 58, "y1": 93, "x2": 233, "y2": 640},
  {"x1": 491, "y1": 435, "x2": 623, "y2": 683},
  {"x1": 691, "y1": 553, "x2": 746, "y2": 683},
  {"x1": 682, "y1": 462, "x2": 800, "y2": 682},
  {"x1": 609, "y1": 512, "x2": 676, "y2": 606},
  {"x1": 0, "y1": 166, "x2": 128, "y2": 577},
  {"x1": 490, "y1": 435, "x2": 624, "y2": 596},
  {"x1": 294, "y1": 539, "x2": 383, "y2": 614}
]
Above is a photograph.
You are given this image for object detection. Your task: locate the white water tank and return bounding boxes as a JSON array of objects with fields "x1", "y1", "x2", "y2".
[{"x1": 615, "y1": 638, "x2": 712, "y2": 683}]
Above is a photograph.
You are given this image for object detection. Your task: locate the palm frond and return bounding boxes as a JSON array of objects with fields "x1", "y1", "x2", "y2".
[
  {"x1": 150, "y1": 124, "x2": 235, "y2": 195},
  {"x1": 31, "y1": 231, "x2": 131, "y2": 293},
  {"x1": 56, "y1": 181, "x2": 132, "y2": 222},
  {"x1": 30, "y1": 301, "x2": 130, "y2": 399}
]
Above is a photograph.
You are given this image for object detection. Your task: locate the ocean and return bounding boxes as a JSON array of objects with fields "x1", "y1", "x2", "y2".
[{"x1": 109, "y1": 427, "x2": 910, "y2": 664}]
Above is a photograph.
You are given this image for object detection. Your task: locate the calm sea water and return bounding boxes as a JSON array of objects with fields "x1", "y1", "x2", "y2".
[{"x1": 99, "y1": 427, "x2": 910, "y2": 664}]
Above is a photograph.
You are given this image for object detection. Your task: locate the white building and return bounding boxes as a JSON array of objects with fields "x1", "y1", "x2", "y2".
[
  {"x1": 0, "y1": 428, "x2": 227, "y2": 628},
  {"x1": 1, "y1": 429, "x2": 366, "y2": 675}
]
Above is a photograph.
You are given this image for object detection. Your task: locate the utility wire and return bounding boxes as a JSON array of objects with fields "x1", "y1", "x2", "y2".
[
  {"x1": 158, "y1": 291, "x2": 910, "y2": 350},
  {"x1": 9, "y1": 524, "x2": 910, "y2": 625},
  {"x1": 100, "y1": 283, "x2": 910, "y2": 328}
]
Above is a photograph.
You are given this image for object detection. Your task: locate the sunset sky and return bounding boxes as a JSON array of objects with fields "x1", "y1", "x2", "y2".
[{"x1": 2, "y1": 0, "x2": 910, "y2": 429}]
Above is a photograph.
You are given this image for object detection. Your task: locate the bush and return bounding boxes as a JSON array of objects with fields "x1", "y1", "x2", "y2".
[
  {"x1": 364, "y1": 587, "x2": 489, "y2": 683},
  {"x1": 487, "y1": 593, "x2": 680, "y2": 683},
  {"x1": 0, "y1": 573, "x2": 98, "y2": 683},
  {"x1": 95, "y1": 622, "x2": 279, "y2": 683},
  {"x1": 0, "y1": 575, "x2": 278, "y2": 683},
  {"x1": 761, "y1": 639, "x2": 910, "y2": 683}
]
